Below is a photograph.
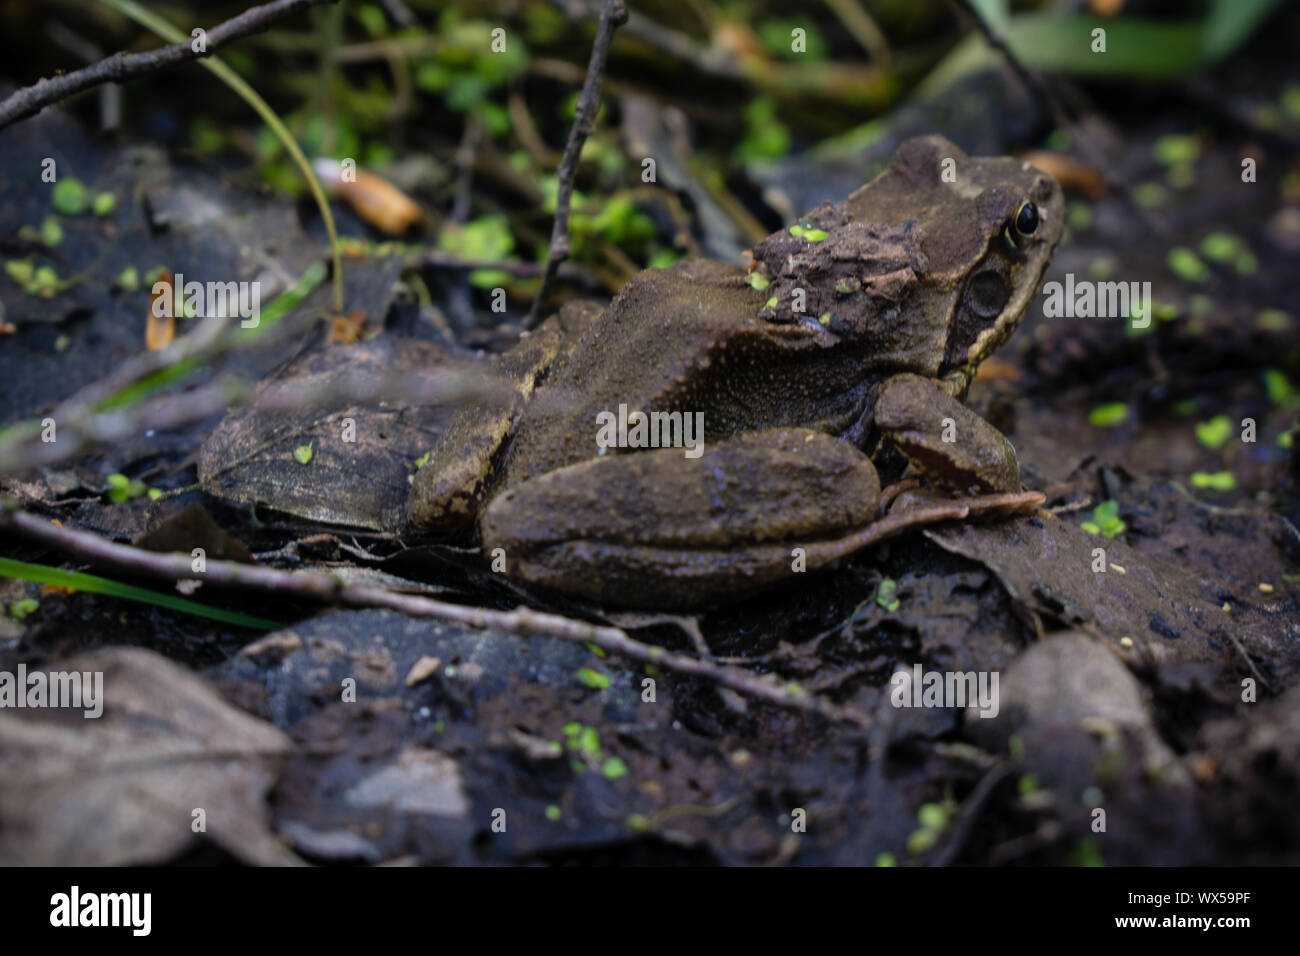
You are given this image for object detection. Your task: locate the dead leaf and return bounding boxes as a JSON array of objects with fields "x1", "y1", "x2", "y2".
[
  {"x1": 0, "y1": 646, "x2": 298, "y2": 865},
  {"x1": 146, "y1": 269, "x2": 175, "y2": 350}
]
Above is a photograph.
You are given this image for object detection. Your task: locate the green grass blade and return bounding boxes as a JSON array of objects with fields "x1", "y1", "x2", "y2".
[
  {"x1": 97, "y1": 0, "x2": 343, "y2": 314},
  {"x1": 0, "y1": 557, "x2": 283, "y2": 631}
]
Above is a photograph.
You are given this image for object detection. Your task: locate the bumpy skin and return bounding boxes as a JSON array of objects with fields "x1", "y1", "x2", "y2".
[{"x1": 408, "y1": 135, "x2": 1065, "y2": 607}]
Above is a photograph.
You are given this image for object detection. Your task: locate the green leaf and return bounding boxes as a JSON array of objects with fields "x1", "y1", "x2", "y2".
[
  {"x1": 293, "y1": 442, "x2": 313, "y2": 465},
  {"x1": 1194, "y1": 415, "x2": 1233, "y2": 448},
  {"x1": 907, "y1": 828, "x2": 938, "y2": 855},
  {"x1": 746, "y1": 273, "x2": 770, "y2": 291},
  {"x1": 918, "y1": 803, "x2": 948, "y2": 831},
  {"x1": 875, "y1": 577, "x2": 900, "y2": 613},
  {"x1": 1085, "y1": 500, "x2": 1126, "y2": 538},
  {"x1": 601, "y1": 757, "x2": 629, "y2": 780},
  {"x1": 5, "y1": 259, "x2": 34, "y2": 285},
  {"x1": 105, "y1": 472, "x2": 146, "y2": 502},
  {"x1": 9, "y1": 597, "x2": 40, "y2": 620},
  {"x1": 734, "y1": 96, "x2": 789, "y2": 165},
  {"x1": 1167, "y1": 247, "x2": 1210, "y2": 282},
  {"x1": 437, "y1": 215, "x2": 514, "y2": 262},
  {"x1": 1088, "y1": 403, "x2": 1129, "y2": 428},
  {"x1": 922, "y1": 16, "x2": 1203, "y2": 96},
  {"x1": 51, "y1": 178, "x2": 88, "y2": 215},
  {"x1": 576, "y1": 668, "x2": 610, "y2": 690},
  {"x1": 116, "y1": 265, "x2": 139, "y2": 292},
  {"x1": 1264, "y1": 369, "x2": 1295, "y2": 405},
  {"x1": 40, "y1": 217, "x2": 63, "y2": 246},
  {"x1": 1153, "y1": 134, "x2": 1200, "y2": 167},
  {"x1": 1199, "y1": 232, "x2": 1243, "y2": 263},
  {"x1": 1201, "y1": 0, "x2": 1282, "y2": 61},
  {"x1": 1190, "y1": 470, "x2": 1236, "y2": 491},
  {"x1": 91, "y1": 191, "x2": 117, "y2": 216},
  {"x1": 577, "y1": 726, "x2": 600, "y2": 757}
]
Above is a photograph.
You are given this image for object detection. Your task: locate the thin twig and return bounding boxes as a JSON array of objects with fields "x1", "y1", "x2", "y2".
[
  {"x1": 524, "y1": 0, "x2": 628, "y2": 329},
  {"x1": 946, "y1": 0, "x2": 1073, "y2": 137},
  {"x1": 0, "y1": 364, "x2": 504, "y2": 476},
  {"x1": 0, "y1": 0, "x2": 337, "y2": 131},
  {"x1": 0, "y1": 507, "x2": 873, "y2": 731}
]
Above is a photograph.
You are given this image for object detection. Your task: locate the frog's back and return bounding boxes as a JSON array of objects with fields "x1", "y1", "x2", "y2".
[{"x1": 499, "y1": 260, "x2": 889, "y2": 487}]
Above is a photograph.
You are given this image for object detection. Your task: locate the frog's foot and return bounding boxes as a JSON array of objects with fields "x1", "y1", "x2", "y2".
[
  {"x1": 874, "y1": 373, "x2": 1022, "y2": 494},
  {"x1": 478, "y1": 427, "x2": 884, "y2": 608}
]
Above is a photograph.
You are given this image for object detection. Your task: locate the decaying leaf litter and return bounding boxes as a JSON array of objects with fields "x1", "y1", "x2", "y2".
[{"x1": 1, "y1": 0, "x2": 1298, "y2": 865}]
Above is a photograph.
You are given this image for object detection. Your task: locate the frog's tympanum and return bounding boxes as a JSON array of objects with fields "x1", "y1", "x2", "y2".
[{"x1": 408, "y1": 136, "x2": 1064, "y2": 607}]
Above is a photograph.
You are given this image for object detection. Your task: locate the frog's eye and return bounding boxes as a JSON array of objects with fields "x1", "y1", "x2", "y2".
[{"x1": 1013, "y1": 200, "x2": 1040, "y2": 240}]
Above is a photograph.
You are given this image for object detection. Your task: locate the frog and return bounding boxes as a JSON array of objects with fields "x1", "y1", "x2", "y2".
[{"x1": 408, "y1": 135, "x2": 1064, "y2": 608}]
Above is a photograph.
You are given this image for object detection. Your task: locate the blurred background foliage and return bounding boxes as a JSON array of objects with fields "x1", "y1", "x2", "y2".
[{"x1": 0, "y1": 0, "x2": 1293, "y2": 322}]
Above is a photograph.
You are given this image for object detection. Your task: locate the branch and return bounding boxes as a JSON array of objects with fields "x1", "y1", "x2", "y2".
[
  {"x1": 0, "y1": 507, "x2": 873, "y2": 731},
  {"x1": 0, "y1": 0, "x2": 338, "y2": 132},
  {"x1": 947, "y1": 0, "x2": 1072, "y2": 138},
  {"x1": 524, "y1": 0, "x2": 628, "y2": 329},
  {"x1": 0, "y1": 363, "x2": 502, "y2": 476}
]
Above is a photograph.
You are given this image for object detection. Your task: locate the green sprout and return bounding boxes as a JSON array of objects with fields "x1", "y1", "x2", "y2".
[
  {"x1": 51, "y1": 178, "x2": 88, "y2": 215},
  {"x1": 575, "y1": 668, "x2": 610, "y2": 690},
  {"x1": 1190, "y1": 471, "x2": 1236, "y2": 491},
  {"x1": 1088, "y1": 403, "x2": 1129, "y2": 428},
  {"x1": 876, "y1": 577, "x2": 900, "y2": 613},
  {"x1": 1194, "y1": 415, "x2": 1232, "y2": 448},
  {"x1": 1080, "y1": 499, "x2": 1126, "y2": 538}
]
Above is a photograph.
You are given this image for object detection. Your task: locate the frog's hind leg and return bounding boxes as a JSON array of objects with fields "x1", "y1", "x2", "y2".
[{"x1": 478, "y1": 427, "x2": 884, "y2": 607}]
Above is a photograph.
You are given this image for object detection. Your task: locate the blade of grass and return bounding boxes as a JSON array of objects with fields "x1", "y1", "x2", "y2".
[
  {"x1": 0, "y1": 557, "x2": 283, "y2": 631},
  {"x1": 97, "y1": 0, "x2": 343, "y2": 314}
]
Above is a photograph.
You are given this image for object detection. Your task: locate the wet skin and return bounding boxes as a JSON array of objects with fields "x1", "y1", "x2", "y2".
[{"x1": 408, "y1": 135, "x2": 1065, "y2": 607}]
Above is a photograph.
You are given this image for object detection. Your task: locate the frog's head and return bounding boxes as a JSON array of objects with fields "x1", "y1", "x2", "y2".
[{"x1": 846, "y1": 135, "x2": 1064, "y2": 390}]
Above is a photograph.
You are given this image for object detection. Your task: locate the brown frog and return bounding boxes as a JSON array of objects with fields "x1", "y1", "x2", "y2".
[{"x1": 408, "y1": 135, "x2": 1064, "y2": 607}]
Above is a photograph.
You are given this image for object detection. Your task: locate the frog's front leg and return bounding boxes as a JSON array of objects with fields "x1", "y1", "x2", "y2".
[
  {"x1": 479, "y1": 428, "x2": 882, "y2": 607},
  {"x1": 873, "y1": 373, "x2": 1022, "y2": 494},
  {"x1": 407, "y1": 300, "x2": 602, "y2": 533}
]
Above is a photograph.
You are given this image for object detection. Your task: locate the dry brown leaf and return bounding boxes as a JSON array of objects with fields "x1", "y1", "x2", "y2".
[
  {"x1": 146, "y1": 269, "x2": 176, "y2": 350},
  {"x1": 0, "y1": 646, "x2": 298, "y2": 865}
]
